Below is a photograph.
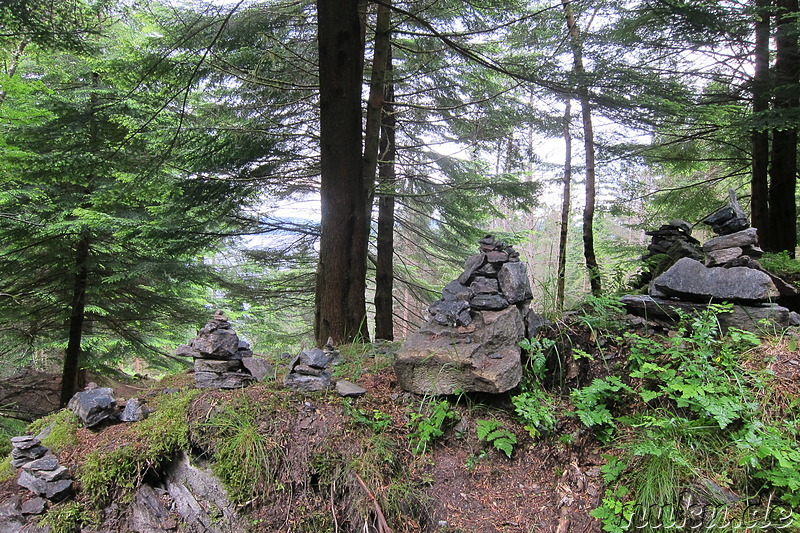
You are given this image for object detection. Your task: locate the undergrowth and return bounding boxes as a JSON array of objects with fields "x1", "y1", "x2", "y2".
[
  {"x1": 564, "y1": 302, "x2": 800, "y2": 531},
  {"x1": 78, "y1": 388, "x2": 200, "y2": 508}
]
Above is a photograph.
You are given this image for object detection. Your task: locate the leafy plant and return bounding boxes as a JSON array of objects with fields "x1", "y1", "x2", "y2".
[
  {"x1": 407, "y1": 400, "x2": 458, "y2": 455},
  {"x1": 38, "y1": 501, "x2": 94, "y2": 533},
  {"x1": 512, "y1": 388, "x2": 556, "y2": 439},
  {"x1": 343, "y1": 399, "x2": 393, "y2": 433},
  {"x1": 475, "y1": 419, "x2": 517, "y2": 458}
]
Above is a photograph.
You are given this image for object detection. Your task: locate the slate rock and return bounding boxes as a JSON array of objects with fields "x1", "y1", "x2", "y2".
[
  {"x1": 191, "y1": 328, "x2": 240, "y2": 360},
  {"x1": 17, "y1": 471, "x2": 72, "y2": 501},
  {"x1": 430, "y1": 298, "x2": 471, "y2": 327},
  {"x1": 68, "y1": 388, "x2": 117, "y2": 428},
  {"x1": 194, "y1": 372, "x2": 255, "y2": 389},
  {"x1": 498, "y1": 261, "x2": 533, "y2": 304},
  {"x1": 621, "y1": 295, "x2": 790, "y2": 334},
  {"x1": 652, "y1": 257, "x2": 778, "y2": 303},
  {"x1": 175, "y1": 344, "x2": 195, "y2": 357},
  {"x1": 524, "y1": 309, "x2": 550, "y2": 339},
  {"x1": 283, "y1": 372, "x2": 332, "y2": 392},
  {"x1": 702, "y1": 228, "x2": 759, "y2": 252},
  {"x1": 458, "y1": 254, "x2": 486, "y2": 285},
  {"x1": 395, "y1": 306, "x2": 524, "y2": 395},
  {"x1": 21, "y1": 455, "x2": 59, "y2": 473},
  {"x1": 442, "y1": 280, "x2": 473, "y2": 301},
  {"x1": 486, "y1": 250, "x2": 509, "y2": 263},
  {"x1": 120, "y1": 398, "x2": 149, "y2": 423},
  {"x1": 298, "y1": 348, "x2": 331, "y2": 369},
  {"x1": 705, "y1": 247, "x2": 743, "y2": 267},
  {"x1": 20, "y1": 498, "x2": 46, "y2": 516},
  {"x1": 471, "y1": 294, "x2": 509, "y2": 310},
  {"x1": 194, "y1": 359, "x2": 244, "y2": 373},
  {"x1": 470, "y1": 277, "x2": 500, "y2": 295},
  {"x1": 241, "y1": 357, "x2": 273, "y2": 381},
  {"x1": 335, "y1": 380, "x2": 367, "y2": 398},
  {"x1": 668, "y1": 219, "x2": 693, "y2": 235}
]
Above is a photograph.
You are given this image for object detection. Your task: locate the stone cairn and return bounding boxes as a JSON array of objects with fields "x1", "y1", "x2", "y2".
[
  {"x1": 428, "y1": 235, "x2": 532, "y2": 326},
  {"x1": 283, "y1": 339, "x2": 338, "y2": 392},
  {"x1": 623, "y1": 191, "x2": 799, "y2": 331},
  {"x1": 635, "y1": 219, "x2": 702, "y2": 288},
  {"x1": 395, "y1": 235, "x2": 539, "y2": 395},
  {"x1": 11, "y1": 436, "x2": 72, "y2": 502},
  {"x1": 177, "y1": 311, "x2": 256, "y2": 389}
]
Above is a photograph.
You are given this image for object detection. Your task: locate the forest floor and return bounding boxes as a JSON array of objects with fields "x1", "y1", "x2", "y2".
[
  {"x1": 0, "y1": 336, "x2": 607, "y2": 532},
  {"x1": 3, "y1": 311, "x2": 799, "y2": 532}
]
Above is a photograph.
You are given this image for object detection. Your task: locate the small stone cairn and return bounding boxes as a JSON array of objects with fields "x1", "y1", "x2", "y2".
[
  {"x1": 394, "y1": 235, "x2": 538, "y2": 395},
  {"x1": 176, "y1": 311, "x2": 256, "y2": 389},
  {"x1": 623, "y1": 191, "x2": 799, "y2": 331},
  {"x1": 11, "y1": 436, "x2": 72, "y2": 502},
  {"x1": 283, "y1": 339, "x2": 338, "y2": 392}
]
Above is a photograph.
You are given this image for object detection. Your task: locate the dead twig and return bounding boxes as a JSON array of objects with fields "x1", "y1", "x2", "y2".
[{"x1": 354, "y1": 472, "x2": 393, "y2": 533}]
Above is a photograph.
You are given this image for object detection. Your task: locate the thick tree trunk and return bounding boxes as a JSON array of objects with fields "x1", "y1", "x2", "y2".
[
  {"x1": 562, "y1": 0, "x2": 602, "y2": 295},
  {"x1": 374, "y1": 48, "x2": 395, "y2": 341},
  {"x1": 60, "y1": 233, "x2": 89, "y2": 406},
  {"x1": 315, "y1": 0, "x2": 370, "y2": 345},
  {"x1": 556, "y1": 99, "x2": 572, "y2": 312},
  {"x1": 768, "y1": 0, "x2": 799, "y2": 256},
  {"x1": 752, "y1": 0, "x2": 771, "y2": 245}
]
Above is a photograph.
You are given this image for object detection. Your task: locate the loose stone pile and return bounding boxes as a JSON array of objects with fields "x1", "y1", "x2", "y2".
[
  {"x1": 395, "y1": 235, "x2": 540, "y2": 395},
  {"x1": 177, "y1": 311, "x2": 257, "y2": 389},
  {"x1": 623, "y1": 193, "x2": 798, "y2": 332},
  {"x1": 11, "y1": 437, "x2": 72, "y2": 502}
]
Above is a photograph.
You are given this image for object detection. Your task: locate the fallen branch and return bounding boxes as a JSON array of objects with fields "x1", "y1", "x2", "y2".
[{"x1": 353, "y1": 472, "x2": 393, "y2": 533}]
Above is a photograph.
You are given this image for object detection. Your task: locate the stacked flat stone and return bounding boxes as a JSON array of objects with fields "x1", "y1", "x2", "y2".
[
  {"x1": 11, "y1": 437, "x2": 72, "y2": 502},
  {"x1": 635, "y1": 219, "x2": 702, "y2": 288},
  {"x1": 176, "y1": 312, "x2": 256, "y2": 389},
  {"x1": 701, "y1": 193, "x2": 764, "y2": 267},
  {"x1": 427, "y1": 235, "x2": 533, "y2": 327},
  {"x1": 395, "y1": 235, "x2": 538, "y2": 395},
  {"x1": 623, "y1": 192, "x2": 797, "y2": 332},
  {"x1": 284, "y1": 339, "x2": 338, "y2": 392}
]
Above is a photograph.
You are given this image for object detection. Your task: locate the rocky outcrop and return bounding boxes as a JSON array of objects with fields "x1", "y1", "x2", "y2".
[
  {"x1": 177, "y1": 312, "x2": 256, "y2": 389},
  {"x1": 395, "y1": 236, "x2": 532, "y2": 395}
]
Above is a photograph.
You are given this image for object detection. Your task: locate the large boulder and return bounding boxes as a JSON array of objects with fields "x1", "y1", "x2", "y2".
[
  {"x1": 651, "y1": 257, "x2": 779, "y2": 304},
  {"x1": 394, "y1": 306, "x2": 524, "y2": 395}
]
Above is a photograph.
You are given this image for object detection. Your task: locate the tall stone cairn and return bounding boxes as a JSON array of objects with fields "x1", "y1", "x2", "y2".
[
  {"x1": 176, "y1": 311, "x2": 256, "y2": 389},
  {"x1": 395, "y1": 235, "x2": 539, "y2": 395}
]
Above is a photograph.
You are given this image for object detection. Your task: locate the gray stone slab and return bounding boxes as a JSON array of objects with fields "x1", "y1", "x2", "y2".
[
  {"x1": 652, "y1": 257, "x2": 778, "y2": 303},
  {"x1": 335, "y1": 380, "x2": 367, "y2": 398},
  {"x1": 702, "y1": 227, "x2": 758, "y2": 252}
]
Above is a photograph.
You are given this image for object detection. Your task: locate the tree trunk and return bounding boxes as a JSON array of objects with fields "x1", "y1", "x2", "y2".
[
  {"x1": 562, "y1": 0, "x2": 602, "y2": 295},
  {"x1": 556, "y1": 98, "x2": 572, "y2": 312},
  {"x1": 768, "y1": 0, "x2": 799, "y2": 257},
  {"x1": 315, "y1": 0, "x2": 370, "y2": 345},
  {"x1": 374, "y1": 47, "x2": 395, "y2": 341},
  {"x1": 362, "y1": 0, "x2": 391, "y2": 203},
  {"x1": 751, "y1": 0, "x2": 771, "y2": 244},
  {"x1": 60, "y1": 233, "x2": 89, "y2": 406}
]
